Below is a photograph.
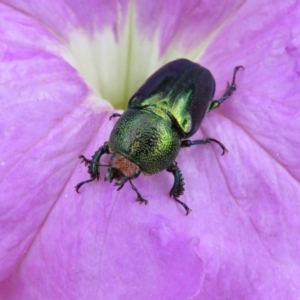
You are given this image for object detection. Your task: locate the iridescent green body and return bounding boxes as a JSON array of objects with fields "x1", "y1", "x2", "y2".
[
  {"x1": 128, "y1": 59, "x2": 215, "y2": 138},
  {"x1": 109, "y1": 108, "x2": 181, "y2": 175},
  {"x1": 75, "y1": 59, "x2": 243, "y2": 215}
]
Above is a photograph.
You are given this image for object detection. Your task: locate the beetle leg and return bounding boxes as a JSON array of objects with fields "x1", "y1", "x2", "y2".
[
  {"x1": 129, "y1": 180, "x2": 148, "y2": 205},
  {"x1": 109, "y1": 113, "x2": 122, "y2": 120},
  {"x1": 75, "y1": 142, "x2": 110, "y2": 192},
  {"x1": 181, "y1": 138, "x2": 227, "y2": 155},
  {"x1": 167, "y1": 162, "x2": 185, "y2": 196},
  {"x1": 167, "y1": 162, "x2": 191, "y2": 215},
  {"x1": 209, "y1": 65, "x2": 244, "y2": 111},
  {"x1": 78, "y1": 155, "x2": 94, "y2": 165},
  {"x1": 75, "y1": 178, "x2": 98, "y2": 193}
]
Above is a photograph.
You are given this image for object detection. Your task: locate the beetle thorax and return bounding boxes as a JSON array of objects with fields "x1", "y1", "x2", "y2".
[{"x1": 105, "y1": 153, "x2": 141, "y2": 184}]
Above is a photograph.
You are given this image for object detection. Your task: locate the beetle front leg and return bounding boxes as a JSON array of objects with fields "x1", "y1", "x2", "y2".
[
  {"x1": 209, "y1": 65, "x2": 243, "y2": 111},
  {"x1": 129, "y1": 180, "x2": 148, "y2": 205},
  {"x1": 167, "y1": 162, "x2": 191, "y2": 215},
  {"x1": 75, "y1": 142, "x2": 110, "y2": 193},
  {"x1": 181, "y1": 138, "x2": 227, "y2": 155}
]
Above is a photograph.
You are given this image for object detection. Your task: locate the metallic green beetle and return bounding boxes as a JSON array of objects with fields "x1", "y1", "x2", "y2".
[{"x1": 76, "y1": 59, "x2": 243, "y2": 215}]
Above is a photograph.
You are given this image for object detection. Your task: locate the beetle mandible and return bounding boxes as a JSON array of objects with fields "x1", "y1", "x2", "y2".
[{"x1": 75, "y1": 59, "x2": 243, "y2": 215}]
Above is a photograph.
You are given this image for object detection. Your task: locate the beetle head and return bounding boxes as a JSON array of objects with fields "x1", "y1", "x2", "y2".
[{"x1": 105, "y1": 153, "x2": 141, "y2": 185}]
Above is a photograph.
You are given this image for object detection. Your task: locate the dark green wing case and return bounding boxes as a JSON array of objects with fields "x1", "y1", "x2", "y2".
[{"x1": 128, "y1": 59, "x2": 216, "y2": 138}]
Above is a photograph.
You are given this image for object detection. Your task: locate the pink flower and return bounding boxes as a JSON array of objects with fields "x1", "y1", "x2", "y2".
[{"x1": 0, "y1": 0, "x2": 299, "y2": 299}]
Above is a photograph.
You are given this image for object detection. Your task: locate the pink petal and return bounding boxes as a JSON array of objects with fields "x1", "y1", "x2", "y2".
[
  {"x1": 0, "y1": 0, "x2": 300, "y2": 299},
  {"x1": 195, "y1": 1, "x2": 300, "y2": 298},
  {"x1": 2, "y1": 0, "x2": 129, "y2": 37},
  {"x1": 135, "y1": 0, "x2": 244, "y2": 56}
]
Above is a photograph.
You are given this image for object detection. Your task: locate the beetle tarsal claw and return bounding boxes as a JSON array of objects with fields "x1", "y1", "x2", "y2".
[
  {"x1": 74, "y1": 177, "x2": 96, "y2": 193},
  {"x1": 173, "y1": 196, "x2": 191, "y2": 215},
  {"x1": 78, "y1": 155, "x2": 91, "y2": 165},
  {"x1": 136, "y1": 197, "x2": 148, "y2": 205}
]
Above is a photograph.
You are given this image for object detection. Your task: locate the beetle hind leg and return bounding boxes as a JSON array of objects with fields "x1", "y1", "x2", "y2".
[
  {"x1": 129, "y1": 180, "x2": 148, "y2": 205},
  {"x1": 209, "y1": 65, "x2": 243, "y2": 111},
  {"x1": 167, "y1": 162, "x2": 191, "y2": 215}
]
